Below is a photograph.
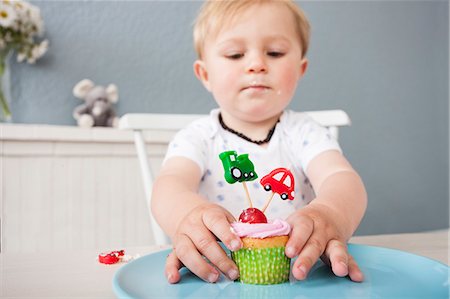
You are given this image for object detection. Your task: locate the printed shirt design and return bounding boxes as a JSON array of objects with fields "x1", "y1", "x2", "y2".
[{"x1": 164, "y1": 109, "x2": 341, "y2": 220}]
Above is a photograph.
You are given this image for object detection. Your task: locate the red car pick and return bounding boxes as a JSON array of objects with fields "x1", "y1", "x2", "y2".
[{"x1": 260, "y1": 168, "x2": 295, "y2": 200}]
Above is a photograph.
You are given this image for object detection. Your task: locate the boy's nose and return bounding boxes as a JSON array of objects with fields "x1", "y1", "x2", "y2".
[{"x1": 246, "y1": 54, "x2": 267, "y2": 74}]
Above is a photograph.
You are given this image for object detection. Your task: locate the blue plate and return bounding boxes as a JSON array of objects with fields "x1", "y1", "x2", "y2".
[{"x1": 113, "y1": 244, "x2": 449, "y2": 298}]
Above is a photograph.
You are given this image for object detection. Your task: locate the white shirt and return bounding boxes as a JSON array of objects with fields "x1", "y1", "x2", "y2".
[{"x1": 164, "y1": 109, "x2": 341, "y2": 220}]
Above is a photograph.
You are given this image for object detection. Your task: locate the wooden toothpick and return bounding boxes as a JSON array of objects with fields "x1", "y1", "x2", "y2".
[
  {"x1": 242, "y1": 182, "x2": 253, "y2": 208},
  {"x1": 261, "y1": 192, "x2": 275, "y2": 213}
]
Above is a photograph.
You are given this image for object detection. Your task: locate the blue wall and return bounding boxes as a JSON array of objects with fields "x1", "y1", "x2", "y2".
[{"x1": 9, "y1": 1, "x2": 449, "y2": 235}]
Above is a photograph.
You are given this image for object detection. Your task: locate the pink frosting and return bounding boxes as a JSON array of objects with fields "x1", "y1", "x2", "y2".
[{"x1": 230, "y1": 219, "x2": 291, "y2": 238}]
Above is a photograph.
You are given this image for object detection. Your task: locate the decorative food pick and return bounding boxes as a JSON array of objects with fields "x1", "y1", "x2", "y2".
[
  {"x1": 219, "y1": 150, "x2": 258, "y2": 208},
  {"x1": 219, "y1": 151, "x2": 296, "y2": 224},
  {"x1": 260, "y1": 168, "x2": 295, "y2": 213},
  {"x1": 219, "y1": 151, "x2": 258, "y2": 184}
]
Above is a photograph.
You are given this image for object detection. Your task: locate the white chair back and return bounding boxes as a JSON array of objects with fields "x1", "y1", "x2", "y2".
[{"x1": 119, "y1": 110, "x2": 351, "y2": 245}]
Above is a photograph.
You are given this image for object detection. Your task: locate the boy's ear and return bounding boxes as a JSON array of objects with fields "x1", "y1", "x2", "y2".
[
  {"x1": 193, "y1": 60, "x2": 211, "y2": 91},
  {"x1": 298, "y1": 58, "x2": 308, "y2": 79}
]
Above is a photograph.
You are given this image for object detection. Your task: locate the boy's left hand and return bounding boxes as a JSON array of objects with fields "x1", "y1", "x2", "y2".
[{"x1": 285, "y1": 203, "x2": 364, "y2": 282}]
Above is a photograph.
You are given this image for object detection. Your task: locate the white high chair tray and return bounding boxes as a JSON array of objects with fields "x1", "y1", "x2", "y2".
[{"x1": 112, "y1": 243, "x2": 449, "y2": 298}]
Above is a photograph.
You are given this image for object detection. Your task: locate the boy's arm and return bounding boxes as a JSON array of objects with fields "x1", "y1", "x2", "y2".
[
  {"x1": 151, "y1": 157, "x2": 205, "y2": 236},
  {"x1": 286, "y1": 150, "x2": 367, "y2": 282},
  {"x1": 151, "y1": 156, "x2": 242, "y2": 283},
  {"x1": 306, "y1": 150, "x2": 367, "y2": 238}
]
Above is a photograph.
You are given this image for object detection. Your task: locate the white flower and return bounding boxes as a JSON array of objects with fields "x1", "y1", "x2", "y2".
[
  {"x1": 27, "y1": 4, "x2": 44, "y2": 35},
  {"x1": 28, "y1": 39, "x2": 48, "y2": 63},
  {"x1": 16, "y1": 50, "x2": 25, "y2": 62},
  {"x1": 0, "y1": 4, "x2": 17, "y2": 27},
  {"x1": 12, "y1": 0, "x2": 28, "y2": 11},
  {"x1": 0, "y1": 0, "x2": 48, "y2": 64}
]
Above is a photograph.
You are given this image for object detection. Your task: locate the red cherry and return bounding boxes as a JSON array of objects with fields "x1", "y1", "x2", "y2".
[{"x1": 238, "y1": 208, "x2": 268, "y2": 223}]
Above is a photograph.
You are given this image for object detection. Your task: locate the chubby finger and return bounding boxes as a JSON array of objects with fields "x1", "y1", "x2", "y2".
[
  {"x1": 190, "y1": 222, "x2": 240, "y2": 280},
  {"x1": 202, "y1": 210, "x2": 242, "y2": 252},
  {"x1": 175, "y1": 234, "x2": 220, "y2": 283},
  {"x1": 292, "y1": 235, "x2": 326, "y2": 280},
  {"x1": 165, "y1": 251, "x2": 183, "y2": 284},
  {"x1": 285, "y1": 214, "x2": 314, "y2": 258},
  {"x1": 324, "y1": 239, "x2": 349, "y2": 277},
  {"x1": 348, "y1": 254, "x2": 364, "y2": 282}
]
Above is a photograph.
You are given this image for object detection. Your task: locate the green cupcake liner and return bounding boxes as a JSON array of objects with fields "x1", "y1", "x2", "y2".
[{"x1": 231, "y1": 247, "x2": 290, "y2": 285}]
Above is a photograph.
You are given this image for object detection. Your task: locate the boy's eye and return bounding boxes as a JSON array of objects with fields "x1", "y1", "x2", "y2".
[
  {"x1": 226, "y1": 53, "x2": 244, "y2": 60},
  {"x1": 267, "y1": 51, "x2": 285, "y2": 58}
]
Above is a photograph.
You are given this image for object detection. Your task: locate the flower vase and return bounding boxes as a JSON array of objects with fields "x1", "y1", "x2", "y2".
[{"x1": 0, "y1": 52, "x2": 12, "y2": 122}]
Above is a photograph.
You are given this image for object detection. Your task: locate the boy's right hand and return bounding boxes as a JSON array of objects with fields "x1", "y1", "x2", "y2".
[{"x1": 165, "y1": 202, "x2": 242, "y2": 283}]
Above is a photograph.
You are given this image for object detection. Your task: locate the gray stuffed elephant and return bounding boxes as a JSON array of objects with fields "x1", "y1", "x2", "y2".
[{"x1": 72, "y1": 79, "x2": 119, "y2": 127}]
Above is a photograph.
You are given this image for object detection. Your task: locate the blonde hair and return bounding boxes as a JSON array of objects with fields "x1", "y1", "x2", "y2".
[{"x1": 193, "y1": 0, "x2": 310, "y2": 59}]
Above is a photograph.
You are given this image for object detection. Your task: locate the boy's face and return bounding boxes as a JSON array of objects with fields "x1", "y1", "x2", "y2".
[{"x1": 194, "y1": 2, "x2": 308, "y2": 124}]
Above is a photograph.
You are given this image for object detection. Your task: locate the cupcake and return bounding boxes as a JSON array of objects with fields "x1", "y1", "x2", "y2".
[
  {"x1": 231, "y1": 219, "x2": 291, "y2": 284},
  {"x1": 218, "y1": 150, "x2": 295, "y2": 285}
]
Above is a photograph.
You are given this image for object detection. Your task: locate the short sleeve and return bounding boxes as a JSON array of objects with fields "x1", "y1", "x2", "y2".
[
  {"x1": 163, "y1": 118, "x2": 212, "y2": 174},
  {"x1": 298, "y1": 118, "x2": 341, "y2": 171},
  {"x1": 283, "y1": 112, "x2": 342, "y2": 172}
]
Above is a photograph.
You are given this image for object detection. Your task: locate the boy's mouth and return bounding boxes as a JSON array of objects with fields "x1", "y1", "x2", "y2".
[
  {"x1": 241, "y1": 83, "x2": 271, "y2": 92},
  {"x1": 243, "y1": 86, "x2": 269, "y2": 90}
]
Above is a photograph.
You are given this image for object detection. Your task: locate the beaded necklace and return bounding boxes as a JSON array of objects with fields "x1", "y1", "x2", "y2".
[{"x1": 218, "y1": 113, "x2": 279, "y2": 145}]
